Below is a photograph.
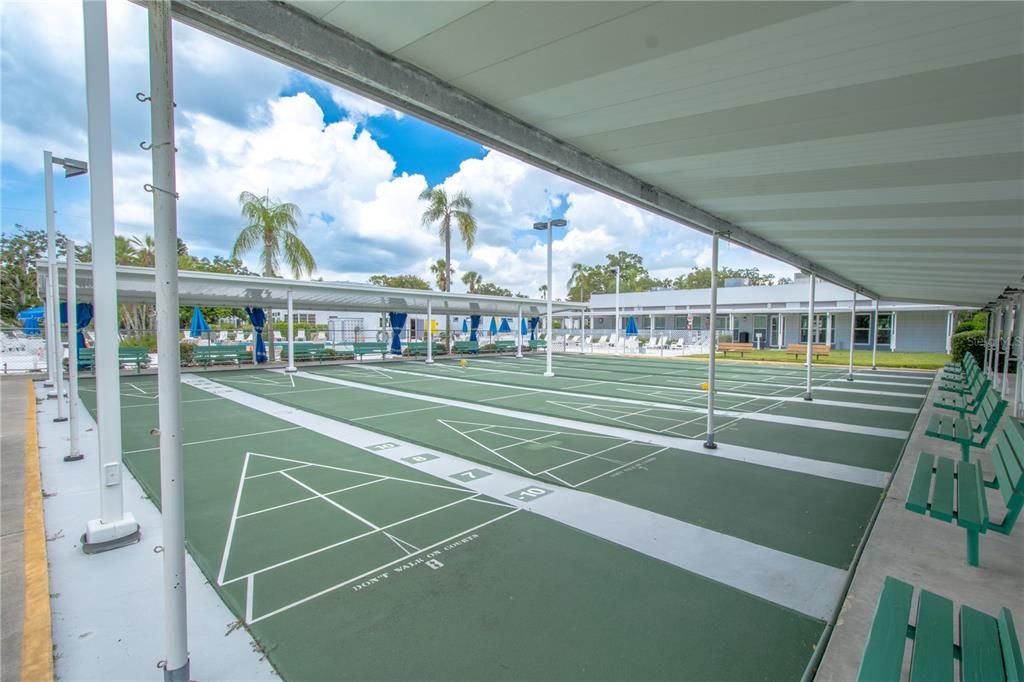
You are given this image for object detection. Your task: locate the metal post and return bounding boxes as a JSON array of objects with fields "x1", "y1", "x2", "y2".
[
  {"x1": 614, "y1": 267, "x2": 621, "y2": 356},
  {"x1": 805, "y1": 274, "x2": 815, "y2": 401},
  {"x1": 81, "y1": 0, "x2": 139, "y2": 553},
  {"x1": 825, "y1": 311, "x2": 832, "y2": 349},
  {"x1": 890, "y1": 311, "x2": 898, "y2": 352},
  {"x1": 516, "y1": 304, "x2": 523, "y2": 359},
  {"x1": 65, "y1": 241, "x2": 83, "y2": 462},
  {"x1": 847, "y1": 292, "x2": 856, "y2": 381},
  {"x1": 778, "y1": 313, "x2": 784, "y2": 349},
  {"x1": 991, "y1": 306, "x2": 1004, "y2": 383},
  {"x1": 147, "y1": 3, "x2": 189, "y2": 679},
  {"x1": 43, "y1": 152, "x2": 58, "y2": 392},
  {"x1": 704, "y1": 235, "x2": 719, "y2": 450},
  {"x1": 983, "y1": 309, "x2": 993, "y2": 375},
  {"x1": 544, "y1": 225, "x2": 554, "y2": 377},
  {"x1": 871, "y1": 298, "x2": 880, "y2": 370},
  {"x1": 1001, "y1": 302, "x2": 1013, "y2": 398},
  {"x1": 945, "y1": 310, "x2": 954, "y2": 354},
  {"x1": 285, "y1": 289, "x2": 296, "y2": 372},
  {"x1": 1014, "y1": 294, "x2": 1023, "y2": 418},
  {"x1": 426, "y1": 299, "x2": 434, "y2": 364}
]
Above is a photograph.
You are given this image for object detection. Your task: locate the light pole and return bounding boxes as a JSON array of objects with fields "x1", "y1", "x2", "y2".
[
  {"x1": 533, "y1": 218, "x2": 566, "y2": 377},
  {"x1": 43, "y1": 152, "x2": 88, "y2": 412},
  {"x1": 611, "y1": 266, "x2": 621, "y2": 355}
]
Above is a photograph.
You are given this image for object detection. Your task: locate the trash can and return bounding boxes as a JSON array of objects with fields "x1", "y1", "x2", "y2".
[{"x1": 739, "y1": 331, "x2": 750, "y2": 343}]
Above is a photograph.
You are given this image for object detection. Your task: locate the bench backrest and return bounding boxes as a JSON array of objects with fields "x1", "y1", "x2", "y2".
[
  {"x1": 454, "y1": 341, "x2": 478, "y2": 349},
  {"x1": 975, "y1": 388, "x2": 1008, "y2": 443},
  {"x1": 787, "y1": 343, "x2": 830, "y2": 352},
  {"x1": 353, "y1": 342, "x2": 385, "y2": 350},
  {"x1": 993, "y1": 419, "x2": 1024, "y2": 528},
  {"x1": 719, "y1": 342, "x2": 753, "y2": 350}
]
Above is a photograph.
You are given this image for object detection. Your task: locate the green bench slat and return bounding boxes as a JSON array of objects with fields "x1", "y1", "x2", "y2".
[
  {"x1": 909, "y1": 590, "x2": 954, "y2": 682},
  {"x1": 1003, "y1": 421, "x2": 1024, "y2": 490},
  {"x1": 955, "y1": 461, "x2": 987, "y2": 532},
  {"x1": 857, "y1": 577, "x2": 914, "y2": 682},
  {"x1": 961, "y1": 606, "x2": 1004, "y2": 682},
  {"x1": 993, "y1": 443, "x2": 1016, "y2": 508},
  {"x1": 931, "y1": 457, "x2": 955, "y2": 522},
  {"x1": 999, "y1": 609, "x2": 1024, "y2": 682},
  {"x1": 906, "y1": 454, "x2": 934, "y2": 514}
]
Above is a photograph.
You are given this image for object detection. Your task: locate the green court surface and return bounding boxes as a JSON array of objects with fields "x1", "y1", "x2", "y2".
[{"x1": 76, "y1": 354, "x2": 927, "y2": 680}]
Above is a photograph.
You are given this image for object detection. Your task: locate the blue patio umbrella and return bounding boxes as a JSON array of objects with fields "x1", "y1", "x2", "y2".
[
  {"x1": 488, "y1": 317, "x2": 498, "y2": 335},
  {"x1": 461, "y1": 318, "x2": 468, "y2": 333},
  {"x1": 498, "y1": 317, "x2": 511, "y2": 333},
  {"x1": 244, "y1": 307, "x2": 267, "y2": 363},
  {"x1": 189, "y1": 306, "x2": 210, "y2": 338},
  {"x1": 16, "y1": 306, "x2": 45, "y2": 336},
  {"x1": 625, "y1": 317, "x2": 639, "y2": 335},
  {"x1": 520, "y1": 318, "x2": 528, "y2": 336}
]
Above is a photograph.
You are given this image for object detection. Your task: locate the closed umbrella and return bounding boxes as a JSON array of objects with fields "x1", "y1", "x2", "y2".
[
  {"x1": 498, "y1": 318, "x2": 511, "y2": 333},
  {"x1": 625, "y1": 317, "x2": 638, "y2": 335},
  {"x1": 189, "y1": 306, "x2": 210, "y2": 338}
]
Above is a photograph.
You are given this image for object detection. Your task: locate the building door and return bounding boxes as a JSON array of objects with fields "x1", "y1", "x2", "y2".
[{"x1": 770, "y1": 316, "x2": 779, "y2": 347}]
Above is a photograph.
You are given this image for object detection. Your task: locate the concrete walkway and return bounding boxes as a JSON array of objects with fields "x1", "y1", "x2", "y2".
[
  {"x1": 1, "y1": 377, "x2": 29, "y2": 681},
  {"x1": 816, "y1": 372, "x2": 1024, "y2": 679}
]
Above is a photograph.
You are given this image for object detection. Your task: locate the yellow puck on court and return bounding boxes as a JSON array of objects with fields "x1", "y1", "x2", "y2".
[
  {"x1": 459, "y1": 359, "x2": 468, "y2": 367},
  {"x1": 700, "y1": 382, "x2": 709, "y2": 391}
]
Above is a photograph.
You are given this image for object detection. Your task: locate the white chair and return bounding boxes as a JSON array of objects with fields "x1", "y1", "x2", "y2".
[
  {"x1": 216, "y1": 330, "x2": 229, "y2": 343},
  {"x1": 314, "y1": 331, "x2": 327, "y2": 342},
  {"x1": 274, "y1": 330, "x2": 284, "y2": 342},
  {"x1": 296, "y1": 329, "x2": 307, "y2": 341}
]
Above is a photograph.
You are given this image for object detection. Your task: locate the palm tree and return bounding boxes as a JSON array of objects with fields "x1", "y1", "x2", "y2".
[
  {"x1": 461, "y1": 270, "x2": 482, "y2": 293},
  {"x1": 130, "y1": 234, "x2": 156, "y2": 267},
  {"x1": 430, "y1": 259, "x2": 454, "y2": 291},
  {"x1": 539, "y1": 284, "x2": 548, "y2": 300},
  {"x1": 231, "y1": 190, "x2": 316, "y2": 360},
  {"x1": 420, "y1": 187, "x2": 477, "y2": 347}
]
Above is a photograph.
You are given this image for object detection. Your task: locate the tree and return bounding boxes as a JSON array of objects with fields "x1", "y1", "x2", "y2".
[
  {"x1": 368, "y1": 274, "x2": 432, "y2": 290},
  {"x1": 430, "y1": 258, "x2": 454, "y2": 292},
  {"x1": 671, "y1": 266, "x2": 779, "y2": 289},
  {"x1": 420, "y1": 187, "x2": 477, "y2": 347},
  {"x1": 232, "y1": 190, "x2": 316, "y2": 360},
  {"x1": 0, "y1": 227, "x2": 80, "y2": 322},
  {"x1": 539, "y1": 284, "x2": 548, "y2": 299},
  {"x1": 476, "y1": 281, "x2": 513, "y2": 297},
  {"x1": 461, "y1": 270, "x2": 482, "y2": 293}
]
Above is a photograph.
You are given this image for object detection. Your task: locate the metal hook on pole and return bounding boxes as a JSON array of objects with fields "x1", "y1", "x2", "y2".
[
  {"x1": 136, "y1": 92, "x2": 151, "y2": 103},
  {"x1": 144, "y1": 183, "x2": 180, "y2": 199}
]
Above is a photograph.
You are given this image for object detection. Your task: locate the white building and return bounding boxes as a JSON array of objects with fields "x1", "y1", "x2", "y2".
[{"x1": 587, "y1": 278, "x2": 969, "y2": 353}]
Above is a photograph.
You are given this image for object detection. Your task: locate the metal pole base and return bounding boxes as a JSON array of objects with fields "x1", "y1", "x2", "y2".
[
  {"x1": 81, "y1": 514, "x2": 141, "y2": 555},
  {"x1": 804, "y1": 393, "x2": 813, "y2": 401},
  {"x1": 703, "y1": 439, "x2": 717, "y2": 450},
  {"x1": 544, "y1": 371, "x2": 554, "y2": 377},
  {"x1": 284, "y1": 366, "x2": 297, "y2": 373},
  {"x1": 53, "y1": 416, "x2": 68, "y2": 423},
  {"x1": 846, "y1": 374, "x2": 854, "y2": 381},
  {"x1": 871, "y1": 366, "x2": 877, "y2": 371},
  {"x1": 64, "y1": 453, "x2": 85, "y2": 462},
  {"x1": 162, "y1": 659, "x2": 190, "y2": 682},
  {"x1": 425, "y1": 359, "x2": 434, "y2": 364}
]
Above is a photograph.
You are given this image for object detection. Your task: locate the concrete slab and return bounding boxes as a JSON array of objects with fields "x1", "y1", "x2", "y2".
[
  {"x1": 1, "y1": 377, "x2": 29, "y2": 682},
  {"x1": 34, "y1": 383, "x2": 277, "y2": 681},
  {"x1": 815, "y1": 371, "x2": 1024, "y2": 680}
]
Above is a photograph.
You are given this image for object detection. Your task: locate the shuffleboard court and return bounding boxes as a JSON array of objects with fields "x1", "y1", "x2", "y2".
[
  {"x1": 77, "y1": 375, "x2": 827, "y2": 681},
  {"x1": 204, "y1": 369, "x2": 889, "y2": 569}
]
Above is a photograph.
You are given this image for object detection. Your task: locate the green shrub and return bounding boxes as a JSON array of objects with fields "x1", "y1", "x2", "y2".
[
  {"x1": 179, "y1": 342, "x2": 195, "y2": 365},
  {"x1": 121, "y1": 332, "x2": 157, "y2": 351},
  {"x1": 950, "y1": 330, "x2": 985, "y2": 366},
  {"x1": 717, "y1": 333, "x2": 733, "y2": 343}
]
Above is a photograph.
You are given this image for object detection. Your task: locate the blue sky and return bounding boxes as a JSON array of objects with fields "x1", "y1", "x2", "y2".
[{"x1": 0, "y1": 0, "x2": 791, "y2": 298}]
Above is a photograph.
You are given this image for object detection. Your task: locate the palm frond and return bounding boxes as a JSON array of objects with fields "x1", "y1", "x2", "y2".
[
  {"x1": 282, "y1": 231, "x2": 316, "y2": 279},
  {"x1": 455, "y1": 210, "x2": 477, "y2": 250}
]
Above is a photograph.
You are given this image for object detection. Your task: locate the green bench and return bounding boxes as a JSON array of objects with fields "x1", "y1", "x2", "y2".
[
  {"x1": 942, "y1": 351, "x2": 978, "y2": 377},
  {"x1": 76, "y1": 347, "x2": 150, "y2": 373},
  {"x1": 925, "y1": 387, "x2": 1006, "y2": 462},
  {"x1": 194, "y1": 345, "x2": 249, "y2": 367},
  {"x1": 353, "y1": 342, "x2": 387, "y2": 360},
  {"x1": 495, "y1": 340, "x2": 518, "y2": 353},
  {"x1": 939, "y1": 359, "x2": 982, "y2": 395},
  {"x1": 453, "y1": 340, "x2": 479, "y2": 354},
  {"x1": 405, "y1": 342, "x2": 445, "y2": 357},
  {"x1": 857, "y1": 576, "x2": 1022, "y2": 682},
  {"x1": 934, "y1": 370, "x2": 991, "y2": 418},
  {"x1": 907, "y1": 418, "x2": 1023, "y2": 566},
  {"x1": 528, "y1": 339, "x2": 546, "y2": 351},
  {"x1": 290, "y1": 344, "x2": 328, "y2": 364}
]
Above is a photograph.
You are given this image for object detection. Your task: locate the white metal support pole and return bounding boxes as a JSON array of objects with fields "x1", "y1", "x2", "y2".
[
  {"x1": 871, "y1": 298, "x2": 880, "y2": 370},
  {"x1": 81, "y1": 0, "x2": 138, "y2": 554},
  {"x1": 805, "y1": 274, "x2": 816, "y2": 401},
  {"x1": 778, "y1": 313, "x2": 784, "y2": 349},
  {"x1": 1014, "y1": 294, "x2": 1023, "y2": 417},
  {"x1": 825, "y1": 312, "x2": 832, "y2": 349},
  {"x1": 516, "y1": 304, "x2": 523, "y2": 359},
  {"x1": 704, "y1": 235, "x2": 719, "y2": 450},
  {"x1": 285, "y1": 290, "x2": 296, "y2": 372},
  {"x1": 426, "y1": 300, "x2": 434, "y2": 364},
  {"x1": 945, "y1": 310, "x2": 954, "y2": 354},
  {"x1": 982, "y1": 310, "x2": 991, "y2": 375},
  {"x1": 614, "y1": 267, "x2": 621, "y2": 356},
  {"x1": 544, "y1": 225, "x2": 554, "y2": 377},
  {"x1": 147, "y1": 3, "x2": 189, "y2": 679},
  {"x1": 847, "y1": 292, "x2": 856, "y2": 381},
  {"x1": 43, "y1": 152, "x2": 58, "y2": 392},
  {"x1": 65, "y1": 241, "x2": 83, "y2": 462},
  {"x1": 890, "y1": 311, "x2": 898, "y2": 352},
  {"x1": 992, "y1": 306, "x2": 1004, "y2": 383},
  {"x1": 1001, "y1": 302, "x2": 1014, "y2": 397}
]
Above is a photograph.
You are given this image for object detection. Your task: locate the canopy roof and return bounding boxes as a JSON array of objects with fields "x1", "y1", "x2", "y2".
[
  {"x1": 42, "y1": 263, "x2": 584, "y2": 317},
  {"x1": 169, "y1": 1, "x2": 1023, "y2": 307}
]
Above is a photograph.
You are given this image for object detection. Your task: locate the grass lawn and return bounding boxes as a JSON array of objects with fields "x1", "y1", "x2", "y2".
[{"x1": 686, "y1": 349, "x2": 948, "y2": 369}]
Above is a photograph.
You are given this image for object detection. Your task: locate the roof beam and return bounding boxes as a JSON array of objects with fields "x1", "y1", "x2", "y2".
[{"x1": 165, "y1": 0, "x2": 879, "y2": 300}]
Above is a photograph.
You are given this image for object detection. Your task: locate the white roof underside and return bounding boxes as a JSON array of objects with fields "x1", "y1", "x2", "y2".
[
  {"x1": 170, "y1": 1, "x2": 1024, "y2": 307},
  {"x1": 44, "y1": 264, "x2": 582, "y2": 317}
]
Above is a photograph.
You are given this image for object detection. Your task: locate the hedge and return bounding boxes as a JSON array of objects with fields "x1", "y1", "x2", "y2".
[{"x1": 950, "y1": 329, "x2": 985, "y2": 367}]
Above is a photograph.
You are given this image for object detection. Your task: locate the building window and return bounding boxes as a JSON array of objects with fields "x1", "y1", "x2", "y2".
[
  {"x1": 854, "y1": 313, "x2": 872, "y2": 344},
  {"x1": 674, "y1": 316, "x2": 688, "y2": 329},
  {"x1": 715, "y1": 315, "x2": 729, "y2": 331},
  {"x1": 800, "y1": 314, "x2": 828, "y2": 343},
  {"x1": 753, "y1": 315, "x2": 768, "y2": 344},
  {"x1": 654, "y1": 316, "x2": 666, "y2": 330},
  {"x1": 876, "y1": 313, "x2": 893, "y2": 346},
  {"x1": 292, "y1": 313, "x2": 315, "y2": 324},
  {"x1": 691, "y1": 316, "x2": 703, "y2": 330}
]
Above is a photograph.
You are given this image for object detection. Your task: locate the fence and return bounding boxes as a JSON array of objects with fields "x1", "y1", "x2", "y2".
[{"x1": 0, "y1": 327, "x2": 48, "y2": 374}]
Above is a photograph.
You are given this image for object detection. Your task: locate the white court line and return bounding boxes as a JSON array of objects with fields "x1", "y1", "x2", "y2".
[
  {"x1": 352, "y1": 405, "x2": 445, "y2": 421},
  {"x1": 236, "y1": 478, "x2": 387, "y2": 519},
  {"x1": 275, "y1": 371, "x2": 890, "y2": 487},
  {"x1": 123, "y1": 426, "x2": 303, "y2": 455},
  {"x1": 186, "y1": 376, "x2": 847, "y2": 622}
]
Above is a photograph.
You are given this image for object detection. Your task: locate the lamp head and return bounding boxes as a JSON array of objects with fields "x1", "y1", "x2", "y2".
[
  {"x1": 532, "y1": 222, "x2": 548, "y2": 231},
  {"x1": 53, "y1": 157, "x2": 89, "y2": 178},
  {"x1": 550, "y1": 218, "x2": 567, "y2": 227}
]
